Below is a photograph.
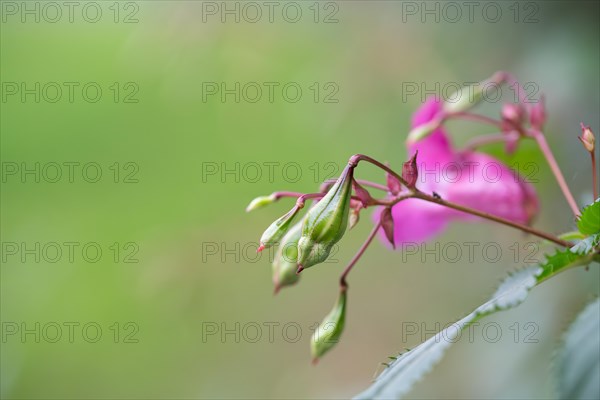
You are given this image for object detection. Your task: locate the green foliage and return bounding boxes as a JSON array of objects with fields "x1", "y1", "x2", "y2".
[
  {"x1": 557, "y1": 299, "x2": 600, "y2": 400},
  {"x1": 536, "y1": 245, "x2": 599, "y2": 283},
  {"x1": 355, "y1": 267, "x2": 540, "y2": 400},
  {"x1": 577, "y1": 198, "x2": 600, "y2": 235}
]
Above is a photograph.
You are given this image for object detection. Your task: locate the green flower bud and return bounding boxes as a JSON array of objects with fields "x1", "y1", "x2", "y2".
[
  {"x1": 297, "y1": 165, "x2": 354, "y2": 270},
  {"x1": 443, "y1": 71, "x2": 505, "y2": 114},
  {"x1": 311, "y1": 289, "x2": 347, "y2": 362},
  {"x1": 272, "y1": 222, "x2": 302, "y2": 294},
  {"x1": 258, "y1": 205, "x2": 300, "y2": 252},
  {"x1": 246, "y1": 194, "x2": 277, "y2": 212},
  {"x1": 406, "y1": 118, "x2": 442, "y2": 144}
]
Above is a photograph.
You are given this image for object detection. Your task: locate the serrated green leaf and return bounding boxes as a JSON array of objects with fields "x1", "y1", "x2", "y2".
[
  {"x1": 354, "y1": 267, "x2": 540, "y2": 400},
  {"x1": 355, "y1": 245, "x2": 599, "y2": 400},
  {"x1": 558, "y1": 299, "x2": 600, "y2": 400},
  {"x1": 570, "y1": 233, "x2": 600, "y2": 256},
  {"x1": 577, "y1": 198, "x2": 600, "y2": 235},
  {"x1": 536, "y1": 246, "x2": 599, "y2": 283}
]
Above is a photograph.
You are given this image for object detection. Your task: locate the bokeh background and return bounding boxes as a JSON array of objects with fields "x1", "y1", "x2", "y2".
[{"x1": 1, "y1": 1, "x2": 599, "y2": 398}]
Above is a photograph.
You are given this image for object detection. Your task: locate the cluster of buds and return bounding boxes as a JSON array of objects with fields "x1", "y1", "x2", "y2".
[{"x1": 247, "y1": 155, "x2": 416, "y2": 360}]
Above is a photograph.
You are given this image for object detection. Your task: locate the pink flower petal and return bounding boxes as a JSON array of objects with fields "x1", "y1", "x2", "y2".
[
  {"x1": 408, "y1": 98, "x2": 454, "y2": 167},
  {"x1": 375, "y1": 97, "x2": 539, "y2": 247},
  {"x1": 444, "y1": 152, "x2": 539, "y2": 224}
]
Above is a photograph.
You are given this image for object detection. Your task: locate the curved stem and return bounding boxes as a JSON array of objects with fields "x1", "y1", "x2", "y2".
[
  {"x1": 528, "y1": 129, "x2": 580, "y2": 216},
  {"x1": 295, "y1": 192, "x2": 365, "y2": 208},
  {"x1": 406, "y1": 191, "x2": 572, "y2": 248},
  {"x1": 449, "y1": 112, "x2": 504, "y2": 128},
  {"x1": 272, "y1": 191, "x2": 308, "y2": 200},
  {"x1": 349, "y1": 154, "x2": 410, "y2": 187},
  {"x1": 326, "y1": 178, "x2": 389, "y2": 192},
  {"x1": 340, "y1": 221, "x2": 382, "y2": 289},
  {"x1": 346, "y1": 153, "x2": 571, "y2": 247},
  {"x1": 295, "y1": 192, "x2": 325, "y2": 208},
  {"x1": 464, "y1": 131, "x2": 521, "y2": 151}
]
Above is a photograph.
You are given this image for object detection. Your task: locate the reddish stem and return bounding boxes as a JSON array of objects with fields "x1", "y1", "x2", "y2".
[
  {"x1": 528, "y1": 129, "x2": 580, "y2": 217},
  {"x1": 349, "y1": 154, "x2": 409, "y2": 188},
  {"x1": 406, "y1": 191, "x2": 572, "y2": 248},
  {"x1": 464, "y1": 131, "x2": 520, "y2": 151},
  {"x1": 591, "y1": 152, "x2": 598, "y2": 200},
  {"x1": 449, "y1": 112, "x2": 504, "y2": 129},
  {"x1": 340, "y1": 221, "x2": 382, "y2": 289},
  {"x1": 323, "y1": 178, "x2": 389, "y2": 192},
  {"x1": 272, "y1": 191, "x2": 308, "y2": 200}
]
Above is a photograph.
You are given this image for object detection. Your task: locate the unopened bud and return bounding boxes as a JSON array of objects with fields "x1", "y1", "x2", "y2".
[
  {"x1": 386, "y1": 171, "x2": 402, "y2": 195},
  {"x1": 443, "y1": 71, "x2": 505, "y2": 114},
  {"x1": 529, "y1": 95, "x2": 546, "y2": 130},
  {"x1": 402, "y1": 151, "x2": 418, "y2": 189},
  {"x1": 579, "y1": 123, "x2": 595, "y2": 153},
  {"x1": 246, "y1": 194, "x2": 277, "y2": 212},
  {"x1": 352, "y1": 179, "x2": 376, "y2": 207},
  {"x1": 258, "y1": 205, "x2": 301, "y2": 252},
  {"x1": 272, "y1": 222, "x2": 302, "y2": 294},
  {"x1": 380, "y1": 207, "x2": 395, "y2": 249},
  {"x1": 311, "y1": 289, "x2": 347, "y2": 362},
  {"x1": 348, "y1": 206, "x2": 361, "y2": 230},
  {"x1": 501, "y1": 103, "x2": 525, "y2": 127},
  {"x1": 297, "y1": 165, "x2": 354, "y2": 270}
]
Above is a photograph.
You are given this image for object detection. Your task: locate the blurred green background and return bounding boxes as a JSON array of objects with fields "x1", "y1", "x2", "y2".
[{"x1": 1, "y1": 1, "x2": 599, "y2": 398}]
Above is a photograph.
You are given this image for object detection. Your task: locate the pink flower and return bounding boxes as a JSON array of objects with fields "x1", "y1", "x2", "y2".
[{"x1": 377, "y1": 98, "x2": 539, "y2": 245}]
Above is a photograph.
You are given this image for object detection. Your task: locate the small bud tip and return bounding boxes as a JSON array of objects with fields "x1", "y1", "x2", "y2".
[
  {"x1": 273, "y1": 285, "x2": 280, "y2": 296},
  {"x1": 296, "y1": 264, "x2": 304, "y2": 275},
  {"x1": 579, "y1": 123, "x2": 595, "y2": 152},
  {"x1": 312, "y1": 357, "x2": 319, "y2": 365},
  {"x1": 257, "y1": 244, "x2": 265, "y2": 253}
]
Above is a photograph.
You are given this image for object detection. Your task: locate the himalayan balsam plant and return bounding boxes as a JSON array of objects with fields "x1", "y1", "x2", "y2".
[{"x1": 247, "y1": 72, "x2": 600, "y2": 399}]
